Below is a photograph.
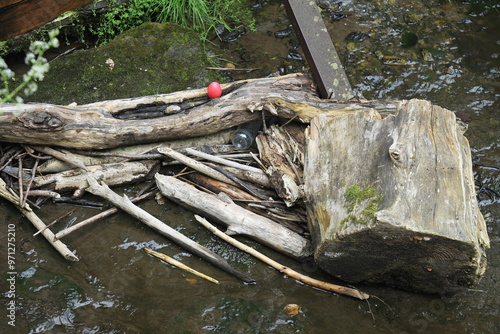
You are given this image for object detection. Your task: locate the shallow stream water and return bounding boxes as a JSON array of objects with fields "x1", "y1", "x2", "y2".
[{"x1": 1, "y1": 1, "x2": 499, "y2": 333}]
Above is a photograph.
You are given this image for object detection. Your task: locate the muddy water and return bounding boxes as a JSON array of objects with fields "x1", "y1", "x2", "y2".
[{"x1": 1, "y1": 1, "x2": 499, "y2": 333}]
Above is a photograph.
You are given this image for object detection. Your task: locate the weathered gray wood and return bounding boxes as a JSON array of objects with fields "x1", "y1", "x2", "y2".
[
  {"x1": 155, "y1": 174, "x2": 312, "y2": 260},
  {"x1": 0, "y1": 177, "x2": 78, "y2": 261},
  {"x1": 0, "y1": 73, "x2": 400, "y2": 150},
  {"x1": 0, "y1": 74, "x2": 314, "y2": 150},
  {"x1": 256, "y1": 123, "x2": 306, "y2": 206},
  {"x1": 283, "y1": 0, "x2": 353, "y2": 99},
  {"x1": 304, "y1": 99, "x2": 490, "y2": 293},
  {"x1": 32, "y1": 160, "x2": 159, "y2": 192}
]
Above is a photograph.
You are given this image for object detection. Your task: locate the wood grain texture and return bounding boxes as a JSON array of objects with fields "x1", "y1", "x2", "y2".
[
  {"x1": 304, "y1": 99, "x2": 489, "y2": 293},
  {"x1": 0, "y1": 74, "x2": 314, "y2": 149},
  {"x1": 0, "y1": 0, "x2": 94, "y2": 40}
]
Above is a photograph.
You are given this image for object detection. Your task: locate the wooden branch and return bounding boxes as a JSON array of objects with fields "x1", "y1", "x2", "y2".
[
  {"x1": 184, "y1": 148, "x2": 265, "y2": 175},
  {"x1": 144, "y1": 247, "x2": 219, "y2": 284},
  {"x1": 220, "y1": 166, "x2": 272, "y2": 188},
  {"x1": 0, "y1": 177, "x2": 78, "y2": 261},
  {"x1": 195, "y1": 215, "x2": 369, "y2": 300},
  {"x1": 186, "y1": 173, "x2": 260, "y2": 202},
  {"x1": 158, "y1": 148, "x2": 238, "y2": 187},
  {"x1": 31, "y1": 145, "x2": 88, "y2": 171},
  {"x1": 32, "y1": 160, "x2": 159, "y2": 191},
  {"x1": 54, "y1": 190, "x2": 156, "y2": 241},
  {"x1": 262, "y1": 96, "x2": 397, "y2": 122},
  {"x1": 37, "y1": 130, "x2": 233, "y2": 174},
  {"x1": 155, "y1": 174, "x2": 312, "y2": 260},
  {"x1": 84, "y1": 176, "x2": 254, "y2": 283}
]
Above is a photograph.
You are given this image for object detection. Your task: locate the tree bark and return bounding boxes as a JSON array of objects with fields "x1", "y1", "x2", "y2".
[
  {"x1": 304, "y1": 99, "x2": 490, "y2": 293},
  {"x1": 0, "y1": 74, "x2": 313, "y2": 149}
]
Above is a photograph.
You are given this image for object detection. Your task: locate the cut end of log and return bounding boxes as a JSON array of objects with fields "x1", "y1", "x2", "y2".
[{"x1": 314, "y1": 224, "x2": 487, "y2": 294}]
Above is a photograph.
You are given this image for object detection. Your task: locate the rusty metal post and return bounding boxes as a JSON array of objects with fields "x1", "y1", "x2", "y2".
[{"x1": 283, "y1": 0, "x2": 353, "y2": 99}]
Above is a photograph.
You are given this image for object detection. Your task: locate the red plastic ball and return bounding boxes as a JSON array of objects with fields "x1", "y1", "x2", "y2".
[{"x1": 207, "y1": 82, "x2": 223, "y2": 99}]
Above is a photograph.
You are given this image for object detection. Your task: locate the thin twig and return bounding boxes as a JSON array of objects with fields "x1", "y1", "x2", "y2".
[
  {"x1": 185, "y1": 148, "x2": 264, "y2": 174},
  {"x1": 33, "y1": 208, "x2": 76, "y2": 237},
  {"x1": 17, "y1": 157, "x2": 23, "y2": 206},
  {"x1": 144, "y1": 248, "x2": 219, "y2": 284},
  {"x1": 54, "y1": 190, "x2": 156, "y2": 240},
  {"x1": 195, "y1": 215, "x2": 369, "y2": 300},
  {"x1": 21, "y1": 158, "x2": 39, "y2": 208}
]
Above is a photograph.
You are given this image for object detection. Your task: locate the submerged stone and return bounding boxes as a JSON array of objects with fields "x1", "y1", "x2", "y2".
[{"x1": 27, "y1": 22, "x2": 222, "y2": 105}]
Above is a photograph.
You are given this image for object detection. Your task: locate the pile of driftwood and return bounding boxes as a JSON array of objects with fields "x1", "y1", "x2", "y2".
[{"x1": 0, "y1": 73, "x2": 489, "y2": 296}]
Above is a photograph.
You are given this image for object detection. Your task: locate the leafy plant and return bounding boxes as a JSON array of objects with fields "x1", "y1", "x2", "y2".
[
  {"x1": 91, "y1": 0, "x2": 256, "y2": 45},
  {"x1": 0, "y1": 29, "x2": 59, "y2": 108}
]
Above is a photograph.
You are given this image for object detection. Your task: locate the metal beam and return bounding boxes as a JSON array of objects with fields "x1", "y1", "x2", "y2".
[{"x1": 283, "y1": 0, "x2": 353, "y2": 99}]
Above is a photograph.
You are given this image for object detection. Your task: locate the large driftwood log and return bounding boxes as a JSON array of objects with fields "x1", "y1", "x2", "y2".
[
  {"x1": 0, "y1": 74, "x2": 311, "y2": 149},
  {"x1": 0, "y1": 74, "x2": 399, "y2": 150},
  {"x1": 304, "y1": 99, "x2": 490, "y2": 293},
  {"x1": 155, "y1": 174, "x2": 312, "y2": 260}
]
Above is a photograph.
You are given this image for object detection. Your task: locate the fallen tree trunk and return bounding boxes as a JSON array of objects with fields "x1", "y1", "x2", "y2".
[
  {"x1": 304, "y1": 99, "x2": 490, "y2": 293},
  {"x1": 0, "y1": 74, "x2": 311, "y2": 149},
  {"x1": 155, "y1": 174, "x2": 313, "y2": 260},
  {"x1": 0, "y1": 74, "x2": 399, "y2": 150}
]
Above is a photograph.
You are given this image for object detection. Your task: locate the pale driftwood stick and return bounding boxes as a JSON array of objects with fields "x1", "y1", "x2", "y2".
[
  {"x1": 158, "y1": 147, "x2": 239, "y2": 187},
  {"x1": 54, "y1": 190, "x2": 155, "y2": 240},
  {"x1": 32, "y1": 146, "x2": 88, "y2": 171},
  {"x1": 186, "y1": 173, "x2": 260, "y2": 202},
  {"x1": 84, "y1": 176, "x2": 254, "y2": 283},
  {"x1": 17, "y1": 157, "x2": 24, "y2": 207},
  {"x1": 26, "y1": 189, "x2": 61, "y2": 199},
  {"x1": 195, "y1": 215, "x2": 369, "y2": 300},
  {"x1": 0, "y1": 177, "x2": 79, "y2": 261},
  {"x1": 155, "y1": 174, "x2": 312, "y2": 259},
  {"x1": 21, "y1": 157, "x2": 39, "y2": 207},
  {"x1": 38, "y1": 130, "x2": 234, "y2": 174},
  {"x1": 184, "y1": 148, "x2": 266, "y2": 175},
  {"x1": 211, "y1": 165, "x2": 270, "y2": 200},
  {"x1": 33, "y1": 160, "x2": 159, "y2": 191},
  {"x1": 144, "y1": 247, "x2": 219, "y2": 284}
]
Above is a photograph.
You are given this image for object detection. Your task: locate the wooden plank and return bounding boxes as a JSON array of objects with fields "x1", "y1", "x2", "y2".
[
  {"x1": 283, "y1": 0, "x2": 353, "y2": 99},
  {"x1": 0, "y1": 0, "x2": 94, "y2": 40}
]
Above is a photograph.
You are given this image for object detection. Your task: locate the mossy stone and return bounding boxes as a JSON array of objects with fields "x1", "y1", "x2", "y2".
[{"x1": 27, "y1": 22, "x2": 222, "y2": 105}]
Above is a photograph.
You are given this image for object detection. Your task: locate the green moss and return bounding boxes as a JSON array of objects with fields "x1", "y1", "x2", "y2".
[
  {"x1": 340, "y1": 184, "x2": 383, "y2": 228},
  {"x1": 26, "y1": 22, "x2": 223, "y2": 104}
]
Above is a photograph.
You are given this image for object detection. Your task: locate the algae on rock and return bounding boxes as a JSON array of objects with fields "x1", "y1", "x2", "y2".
[{"x1": 27, "y1": 22, "x2": 222, "y2": 105}]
